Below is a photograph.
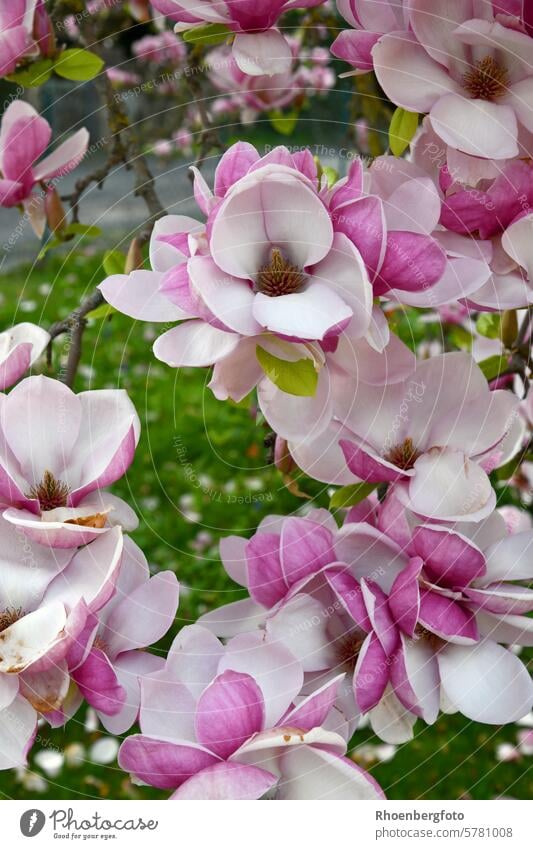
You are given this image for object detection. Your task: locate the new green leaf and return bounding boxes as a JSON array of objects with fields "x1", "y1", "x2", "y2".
[
  {"x1": 256, "y1": 347, "x2": 318, "y2": 397},
  {"x1": 329, "y1": 483, "x2": 377, "y2": 510},
  {"x1": 182, "y1": 24, "x2": 231, "y2": 45},
  {"x1": 54, "y1": 49, "x2": 104, "y2": 81},
  {"x1": 389, "y1": 107, "x2": 419, "y2": 156}
]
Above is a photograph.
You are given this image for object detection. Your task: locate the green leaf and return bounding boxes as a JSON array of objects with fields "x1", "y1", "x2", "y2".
[
  {"x1": 103, "y1": 250, "x2": 126, "y2": 276},
  {"x1": 476, "y1": 312, "x2": 502, "y2": 339},
  {"x1": 7, "y1": 58, "x2": 53, "y2": 87},
  {"x1": 86, "y1": 303, "x2": 115, "y2": 320},
  {"x1": 269, "y1": 109, "x2": 299, "y2": 136},
  {"x1": 182, "y1": 23, "x2": 231, "y2": 45},
  {"x1": 330, "y1": 482, "x2": 377, "y2": 510},
  {"x1": 256, "y1": 346, "x2": 318, "y2": 397},
  {"x1": 478, "y1": 354, "x2": 509, "y2": 381},
  {"x1": 322, "y1": 166, "x2": 339, "y2": 189},
  {"x1": 389, "y1": 107, "x2": 419, "y2": 156},
  {"x1": 54, "y1": 49, "x2": 104, "y2": 81},
  {"x1": 448, "y1": 325, "x2": 473, "y2": 351}
]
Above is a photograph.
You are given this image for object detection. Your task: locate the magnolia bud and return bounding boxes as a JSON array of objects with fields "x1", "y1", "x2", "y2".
[
  {"x1": 501, "y1": 309, "x2": 518, "y2": 349},
  {"x1": 33, "y1": 0, "x2": 56, "y2": 59}
]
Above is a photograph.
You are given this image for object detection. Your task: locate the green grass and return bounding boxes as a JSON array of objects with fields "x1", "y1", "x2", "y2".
[{"x1": 0, "y1": 248, "x2": 531, "y2": 800}]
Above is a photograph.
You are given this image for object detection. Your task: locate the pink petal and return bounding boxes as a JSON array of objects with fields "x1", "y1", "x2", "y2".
[
  {"x1": 354, "y1": 632, "x2": 389, "y2": 712},
  {"x1": 375, "y1": 231, "x2": 446, "y2": 294},
  {"x1": 99, "y1": 270, "x2": 188, "y2": 322},
  {"x1": 188, "y1": 255, "x2": 261, "y2": 336},
  {"x1": 210, "y1": 167, "x2": 333, "y2": 278},
  {"x1": 430, "y1": 94, "x2": 518, "y2": 159},
  {"x1": 153, "y1": 320, "x2": 240, "y2": 367},
  {"x1": 282, "y1": 675, "x2": 344, "y2": 730},
  {"x1": 437, "y1": 640, "x2": 533, "y2": 724},
  {"x1": 219, "y1": 632, "x2": 303, "y2": 729},
  {"x1": 195, "y1": 669, "x2": 265, "y2": 759},
  {"x1": 390, "y1": 635, "x2": 440, "y2": 723},
  {"x1": 413, "y1": 525, "x2": 486, "y2": 589},
  {"x1": 171, "y1": 761, "x2": 277, "y2": 799},
  {"x1": 73, "y1": 648, "x2": 126, "y2": 715},
  {"x1": 214, "y1": 141, "x2": 260, "y2": 197},
  {"x1": 340, "y1": 439, "x2": 407, "y2": 483},
  {"x1": 32, "y1": 128, "x2": 89, "y2": 181},
  {"x1": 373, "y1": 32, "x2": 458, "y2": 113},
  {"x1": 104, "y1": 571, "x2": 179, "y2": 656},
  {"x1": 418, "y1": 589, "x2": 479, "y2": 643},
  {"x1": 280, "y1": 517, "x2": 334, "y2": 588},
  {"x1": 118, "y1": 735, "x2": 220, "y2": 790},
  {"x1": 325, "y1": 568, "x2": 371, "y2": 631},
  {"x1": 332, "y1": 195, "x2": 385, "y2": 279},
  {"x1": 232, "y1": 29, "x2": 292, "y2": 76},
  {"x1": 389, "y1": 557, "x2": 422, "y2": 637},
  {"x1": 246, "y1": 531, "x2": 287, "y2": 607}
]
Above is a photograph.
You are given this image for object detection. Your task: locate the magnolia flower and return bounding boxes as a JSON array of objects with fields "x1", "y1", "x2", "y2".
[
  {"x1": 207, "y1": 44, "x2": 334, "y2": 123},
  {"x1": 386, "y1": 510, "x2": 533, "y2": 726},
  {"x1": 132, "y1": 30, "x2": 187, "y2": 66},
  {"x1": 344, "y1": 0, "x2": 533, "y2": 159},
  {"x1": 0, "y1": 1, "x2": 37, "y2": 77},
  {"x1": 0, "y1": 376, "x2": 140, "y2": 548},
  {"x1": 71, "y1": 537, "x2": 179, "y2": 734},
  {"x1": 411, "y1": 119, "x2": 533, "y2": 309},
  {"x1": 0, "y1": 100, "x2": 89, "y2": 235},
  {"x1": 295, "y1": 352, "x2": 518, "y2": 522},
  {"x1": 198, "y1": 509, "x2": 416, "y2": 743},
  {"x1": 100, "y1": 143, "x2": 447, "y2": 439},
  {"x1": 332, "y1": 0, "x2": 408, "y2": 73},
  {"x1": 0, "y1": 522, "x2": 124, "y2": 765},
  {"x1": 0, "y1": 323, "x2": 50, "y2": 391},
  {"x1": 118, "y1": 625, "x2": 385, "y2": 799},
  {"x1": 152, "y1": 0, "x2": 325, "y2": 76}
]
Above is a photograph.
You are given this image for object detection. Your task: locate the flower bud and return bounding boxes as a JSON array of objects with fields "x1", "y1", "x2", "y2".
[{"x1": 33, "y1": 0, "x2": 56, "y2": 59}]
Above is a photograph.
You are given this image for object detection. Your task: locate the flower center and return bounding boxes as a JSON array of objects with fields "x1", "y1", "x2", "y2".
[
  {"x1": 336, "y1": 632, "x2": 365, "y2": 671},
  {"x1": 463, "y1": 56, "x2": 509, "y2": 100},
  {"x1": 384, "y1": 438, "x2": 421, "y2": 471},
  {"x1": 256, "y1": 248, "x2": 306, "y2": 297},
  {"x1": 415, "y1": 625, "x2": 445, "y2": 652},
  {"x1": 27, "y1": 470, "x2": 70, "y2": 512},
  {"x1": 0, "y1": 607, "x2": 23, "y2": 633}
]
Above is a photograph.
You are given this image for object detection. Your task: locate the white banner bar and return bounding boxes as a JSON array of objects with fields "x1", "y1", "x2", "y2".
[{"x1": 2, "y1": 799, "x2": 530, "y2": 848}]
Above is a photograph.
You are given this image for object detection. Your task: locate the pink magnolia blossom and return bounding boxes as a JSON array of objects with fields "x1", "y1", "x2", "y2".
[
  {"x1": 153, "y1": 0, "x2": 326, "y2": 76},
  {"x1": 0, "y1": 521, "x2": 124, "y2": 766},
  {"x1": 0, "y1": 322, "x2": 49, "y2": 390},
  {"x1": 0, "y1": 100, "x2": 89, "y2": 231},
  {"x1": 132, "y1": 30, "x2": 187, "y2": 66},
  {"x1": 0, "y1": 376, "x2": 140, "y2": 548},
  {"x1": 71, "y1": 537, "x2": 179, "y2": 734},
  {"x1": 295, "y1": 352, "x2": 519, "y2": 522},
  {"x1": 385, "y1": 508, "x2": 533, "y2": 726},
  {"x1": 102, "y1": 143, "x2": 462, "y2": 438},
  {"x1": 198, "y1": 509, "x2": 408, "y2": 740},
  {"x1": 334, "y1": 0, "x2": 533, "y2": 160},
  {"x1": 0, "y1": 1, "x2": 37, "y2": 77},
  {"x1": 411, "y1": 118, "x2": 533, "y2": 309},
  {"x1": 118, "y1": 624, "x2": 385, "y2": 799},
  {"x1": 207, "y1": 43, "x2": 334, "y2": 122},
  {"x1": 332, "y1": 0, "x2": 408, "y2": 74},
  {"x1": 201, "y1": 504, "x2": 533, "y2": 740}
]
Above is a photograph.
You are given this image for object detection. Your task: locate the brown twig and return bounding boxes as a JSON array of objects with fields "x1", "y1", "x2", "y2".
[{"x1": 46, "y1": 11, "x2": 167, "y2": 386}]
